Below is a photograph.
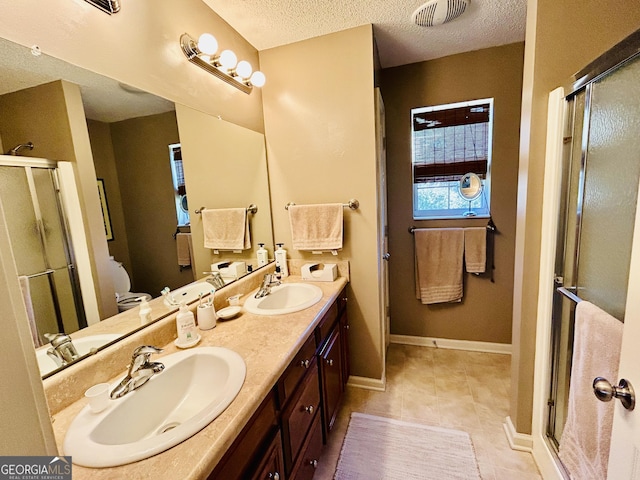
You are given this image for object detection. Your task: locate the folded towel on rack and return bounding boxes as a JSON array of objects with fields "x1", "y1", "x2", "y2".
[
  {"x1": 463, "y1": 227, "x2": 486, "y2": 273},
  {"x1": 202, "y1": 208, "x2": 251, "y2": 251},
  {"x1": 414, "y1": 228, "x2": 464, "y2": 304},
  {"x1": 559, "y1": 301, "x2": 623, "y2": 480},
  {"x1": 176, "y1": 233, "x2": 193, "y2": 267},
  {"x1": 19, "y1": 275, "x2": 42, "y2": 347},
  {"x1": 288, "y1": 203, "x2": 343, "y2": 251}
]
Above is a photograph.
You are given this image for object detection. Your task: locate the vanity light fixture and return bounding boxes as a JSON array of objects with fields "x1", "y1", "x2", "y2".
[{"x1": 180, "y1": 32, "x2": 266, "y2": 94}]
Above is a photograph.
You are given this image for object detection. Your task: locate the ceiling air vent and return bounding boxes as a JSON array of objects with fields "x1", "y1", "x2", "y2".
[
  {"x1": 412, "y1": 0, "x2": 470, "y2": 27},
  {"x1": 84, "y1": 0, "x2": 121, "y2": 14}
]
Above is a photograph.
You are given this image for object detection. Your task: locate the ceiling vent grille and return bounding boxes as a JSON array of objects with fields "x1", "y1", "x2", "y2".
[
  {"x1": 84, "y1": 0, "x2": 121, "y2": 14},
  {"x1": 412, "y1": 0, "x2": 470, "y2": 27}
]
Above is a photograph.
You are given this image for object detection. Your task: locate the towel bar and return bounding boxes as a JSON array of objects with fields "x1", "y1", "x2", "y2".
[
  {"x1": 195, "y1": 204, "x2": 258, "y2": 215},
  {"x1": 557, "y1": 286, "x2": 583, "y2": 304},
  {"x1": 285, "y1": 199, "x2": 359, "y2": 210}
]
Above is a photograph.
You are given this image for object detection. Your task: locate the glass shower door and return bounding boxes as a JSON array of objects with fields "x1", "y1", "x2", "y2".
[
  {"x1": 547, "y1": 51, "x2": 640, "y2": 451},
  {"x1": 0, "y1": 161, "x2": 86, "y2": 345}
]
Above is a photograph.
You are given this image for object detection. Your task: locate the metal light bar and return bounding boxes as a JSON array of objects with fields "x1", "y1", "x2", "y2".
[{"x1": 180, "y1": 33, "x2": 252, "y2": 94}]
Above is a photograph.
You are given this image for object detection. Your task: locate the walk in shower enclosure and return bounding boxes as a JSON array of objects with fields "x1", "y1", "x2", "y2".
[
  {"x1": 546, "y1": 32, "x2": 640, "y2": 456},
  {"x1": 0, "y1": 156, "x2": 86, "y2": 345}
]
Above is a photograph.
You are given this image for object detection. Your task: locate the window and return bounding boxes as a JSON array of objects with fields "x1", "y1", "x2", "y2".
[
  {"x1": 169, "y1": 143, "x2": 190, "y2": 226},
  {"x1": 411, "y1": 98, "x2": 493, "y2": 219}
]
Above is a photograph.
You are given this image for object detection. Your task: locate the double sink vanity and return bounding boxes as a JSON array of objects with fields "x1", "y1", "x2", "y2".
[{"x1": 45, "y1": 262, "x2": 350, "y2": 480}]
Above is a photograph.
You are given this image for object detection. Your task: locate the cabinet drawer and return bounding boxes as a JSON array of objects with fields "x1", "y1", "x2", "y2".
[
  {"x1": 290, "y1": 413, "x2": 323, "y2": 480},
  {"x1": 315, "y1": 301, "x2": 338, "y2": 348},
  {"x1": 278, "y1": 333, "x2": 316, "y2": 406},
  {"x1": 282, "y1": 360, "x2": 320, "y2": 474}
]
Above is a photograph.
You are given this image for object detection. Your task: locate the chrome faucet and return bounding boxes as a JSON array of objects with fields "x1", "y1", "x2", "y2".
[
  {"x1": 203, "y1": 271, "x2": 225, "y2": 289},
  {"x1": 254, "y1": 273, "x2": 281, "y2": 299},
  {"x1": 110, "y1": 345, "x2": 165, "y2": 399},
  {"x1": 44, "y1": 333, "x2": 79, "y2": 367}
]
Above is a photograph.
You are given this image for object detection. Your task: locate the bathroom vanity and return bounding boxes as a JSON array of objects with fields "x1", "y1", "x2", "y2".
[{"x1": 46, "y1": 267, "x2": 349, "y2": 480}]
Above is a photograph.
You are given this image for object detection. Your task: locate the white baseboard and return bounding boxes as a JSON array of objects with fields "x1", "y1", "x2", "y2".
[
  {"x1": 503, "y1": 416, "x2": 534, "y2": 452},
  {"x1": 347, "y1": 375, "x2": 386, "y2": 392},
  {"x1": 390, "y1": 334, "x2": 511, "y2": 355}
]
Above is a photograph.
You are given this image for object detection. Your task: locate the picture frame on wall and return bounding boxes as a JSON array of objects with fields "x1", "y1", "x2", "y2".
[{"x1": 97, "y1": 178, "x2": 114, "y2": 241}]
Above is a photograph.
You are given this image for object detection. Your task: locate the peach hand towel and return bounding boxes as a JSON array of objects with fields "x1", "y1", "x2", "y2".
[
  {"x1": 559, "y1": 301, "x2": 623, "y2": 480},
  {"x1": 176, "y1": 232, "x2": 193, "y2": 267},
  {"x1": 464, "y1": 227, "x2": 486, "y2": 273},
  {"x1": 202, "y1": 208, "x2": 251, "y2": 251},
  {"x1": 414, "y1": 228, "x2": 464, "y2": 304},
  {"x1": 288, "y1": 203, "x2": 343, "y2": 251}
]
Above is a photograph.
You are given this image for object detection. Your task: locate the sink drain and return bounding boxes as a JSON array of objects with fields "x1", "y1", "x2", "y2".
[{"x1": 157, "y1": 422, "x2": 181, "y2": 435}]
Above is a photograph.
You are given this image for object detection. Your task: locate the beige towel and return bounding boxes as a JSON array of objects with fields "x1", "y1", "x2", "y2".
[
  {"x1": 414, "y1": 228, "x2": 464, "y2": 304},
  {"x1": 464, "y1": 227, "x2": 486, "y2": 273},
  {"x1": 559, "y1": 301, "x2": 623, "y2": 480},
  {"x1": 19, "y1": 275, "x2": 42, "y2": 347},
  {"x1": 288, "y1": 203, "x2": 343, "y2": 251},
  {"x1": 202, "y1": 208, "x2": 251, "y2": 251},
  {"x1": 176, "y1": 232, "x2": 193, "y2": 267}
]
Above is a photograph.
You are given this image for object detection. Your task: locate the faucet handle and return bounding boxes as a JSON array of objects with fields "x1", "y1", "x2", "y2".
[{"x1": 132, "y1": 345, "x2": 163, "y2": 358}]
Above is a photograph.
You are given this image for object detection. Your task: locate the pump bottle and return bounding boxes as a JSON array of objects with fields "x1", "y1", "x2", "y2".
[{"x1": 275, "y1": 243, "x2": 289, "y2": 277}]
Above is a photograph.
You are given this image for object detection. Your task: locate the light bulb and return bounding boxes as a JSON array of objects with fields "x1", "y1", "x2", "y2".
[
  {"x1": 236, "y1": 60, "x2": 253, "y2": 79},
  {"x1": 219, "y1": 50, "x2": 237, "y2": 70},
  {"x1": 197, "y1": 33, "x2": 218, "y2": 56},
  {"x1": 250, "y1": 71, "x2": 266, "y2": 88}
]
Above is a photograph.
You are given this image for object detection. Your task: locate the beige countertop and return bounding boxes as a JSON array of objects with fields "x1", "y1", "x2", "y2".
[{"x1": 49, "y1": 274, "x2": 348, "y2": 479}]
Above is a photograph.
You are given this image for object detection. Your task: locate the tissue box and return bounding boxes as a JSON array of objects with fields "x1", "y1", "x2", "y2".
[
  {"x1": 302, "y1": 263, "x2": 338, "y2": 282},
  {"x1": 211, "y1": 261, "x2": 246, "y2": 279}
]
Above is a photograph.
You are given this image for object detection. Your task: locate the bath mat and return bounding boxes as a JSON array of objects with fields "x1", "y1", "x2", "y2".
[{"x1": 334, "y1": 412, "x2": 481, "y2": 479}]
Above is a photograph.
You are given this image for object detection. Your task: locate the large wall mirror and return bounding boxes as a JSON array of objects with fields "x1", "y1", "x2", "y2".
[{"x1": 0, "y1": 36, "x2": 274, "y2": 378}]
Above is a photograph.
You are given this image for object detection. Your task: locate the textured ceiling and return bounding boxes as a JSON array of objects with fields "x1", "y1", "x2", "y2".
[
  {"x1": 202, "y1": 0, "x2": 527, "y2": 68},
  {"x1": 0, "y1": 37, "x2": 174, "y2": 123}
]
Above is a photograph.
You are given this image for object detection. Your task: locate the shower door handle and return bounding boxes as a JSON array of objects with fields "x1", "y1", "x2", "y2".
[{"x1": 593, "y1": 377, "x2": 635, "y2": 410}]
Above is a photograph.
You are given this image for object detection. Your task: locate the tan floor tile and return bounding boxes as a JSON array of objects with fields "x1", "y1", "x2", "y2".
[{"x1": 314, "y1": 346, "x2": 541, "y2": 480}]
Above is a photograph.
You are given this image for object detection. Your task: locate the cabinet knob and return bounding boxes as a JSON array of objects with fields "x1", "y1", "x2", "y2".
[
  {"x1": 304, "y1": 405, "x2": 314, "y2": 415},
  {"x1": 299, "y1": 359, "x2": 310, "y2": 369},
  {"x1": 268, "y1": 473, "x2": 280, "y2": 480},
  {"x1": 345, "y1": 324, "x2": 350, "y2": 330},
  {"x1": 327, "y1": 359, "x2": 334, "y2": 367},
  {"x1": 309, "y1": 459, "x2": 318, "y2": 468}
]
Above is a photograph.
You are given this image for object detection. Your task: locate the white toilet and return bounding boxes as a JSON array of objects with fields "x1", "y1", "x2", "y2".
[{"x1": 107, "y1": 256, "x2": 152, "y2": 312}]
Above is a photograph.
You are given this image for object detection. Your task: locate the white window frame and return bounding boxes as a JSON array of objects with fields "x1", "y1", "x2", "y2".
[{"x1": 411, "y1": 98, "x2": 493, "y2": 220}]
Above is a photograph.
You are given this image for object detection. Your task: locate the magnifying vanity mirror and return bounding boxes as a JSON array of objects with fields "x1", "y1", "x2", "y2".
[
  {"x1": 458, "y1": 172, "x2": 483, "y2": 217},
  {"x1": 0, "y1": 36, "x2": 274, "y2": 378}
]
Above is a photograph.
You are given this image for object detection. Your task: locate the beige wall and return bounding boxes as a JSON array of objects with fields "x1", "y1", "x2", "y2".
[
  {"x1": 175, "y1": 104, "x2": 273, "y2": 276},
  {"x1": 380, "y1": 43, "x2": 524, "y2": 345},
  {"x1": 108, "y1": 111, "x2": 192, "y2": 296},
  {"x1": 260, "y1": 26, "x2": 383, "y2": 380},
  {"x1": 1, "y1": 0, "x2": 265, "y2": 133},
  {"x1": 88, "y1": 119, "x2": 131, "y2": 270},
  {"x1": 512, "y1": 0, "x2": 640, "y2": 434}
]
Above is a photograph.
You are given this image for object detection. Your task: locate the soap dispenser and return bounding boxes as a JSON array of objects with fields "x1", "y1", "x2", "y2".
[
  {"x1": 257, "y1": 243, "x2": 269, "y2": 267},
  {"x1": 275, "y1": 243, "x2": 289, "y2": 278},
  {"x1": 176, "y1": 301, "x2": 197, "y2": 345}
]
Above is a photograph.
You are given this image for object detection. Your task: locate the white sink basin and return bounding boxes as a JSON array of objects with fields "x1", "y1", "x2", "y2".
[
  {"x1": 164, "y1": 281, "x2": 214, "y2": 306},
  {"x1": 63, "y1": 346, "x2": 246, "y2": 467},
  {"x1": 36, "y1": 333, "x2": 121, "y2": 376},
  {"x1": 243, "y1": 282, "x2": 323, "y2": 315}
]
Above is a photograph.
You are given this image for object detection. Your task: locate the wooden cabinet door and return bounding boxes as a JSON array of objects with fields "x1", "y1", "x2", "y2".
[
  {"x1": 320, "y1": 327, "x2": 343, "y2": 438},
  {"x1": 339, "y1": 307, "x2": 349, "y2": 387},
  {"x1": 252, "y1": 430, "x2": 285, "y2": 480}
]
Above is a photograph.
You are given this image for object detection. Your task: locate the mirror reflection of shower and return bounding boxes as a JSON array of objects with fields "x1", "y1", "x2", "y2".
[{"x1": 6, "y1": 141, "x2": 34, "y2": 156}]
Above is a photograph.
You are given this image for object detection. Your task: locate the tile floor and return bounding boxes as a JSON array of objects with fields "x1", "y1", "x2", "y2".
[{"x1": 313, "y1": 344, "x2": 542, "y2": 480}]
